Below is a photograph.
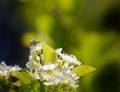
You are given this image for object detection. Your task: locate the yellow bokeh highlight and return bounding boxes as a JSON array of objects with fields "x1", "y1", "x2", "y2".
[
  {"x1": 57, "y1": 0, "x2": 75, "y2": 12},
  {"x1": 21, "y1": 32, "x2": 54, "y2": 47},
  {"x1": 35, "y1": 14, "x2": 54, "y2": 34},
  {"x1": 21, "y1": 32, "x2": 37, "y2": 47}
]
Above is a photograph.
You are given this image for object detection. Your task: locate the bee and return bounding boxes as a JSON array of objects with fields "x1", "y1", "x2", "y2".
[{"x1": 30, "y1": 39, "x2": 38, "y2": 47}]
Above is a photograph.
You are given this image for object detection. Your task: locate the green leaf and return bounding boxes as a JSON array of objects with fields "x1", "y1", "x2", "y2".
[
  {"x1": 42, "y1": 41, "x2": 56, "y2": 63},
  {"x1": 73, "y1": 65, "x2": 96, "y2": 76},
  {"x1": 12, "y1": 70, "x2": 40, "y2": 92},
  {"x1": 11, "y1": 71, "x2": 34, "y2": 85}
]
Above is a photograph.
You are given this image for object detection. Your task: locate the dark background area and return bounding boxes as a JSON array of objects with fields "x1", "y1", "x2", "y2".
[{"x1": 0, "y1": 0, "x2": 28, "y2": 66}]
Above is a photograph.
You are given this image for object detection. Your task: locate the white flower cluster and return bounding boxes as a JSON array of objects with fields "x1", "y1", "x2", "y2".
[
  {"x1": 0, "y1": 62, "x2": 21, "y2": 77},
  {"x1": 26, "y1": 41, "x2": 81, "y2": 89}
]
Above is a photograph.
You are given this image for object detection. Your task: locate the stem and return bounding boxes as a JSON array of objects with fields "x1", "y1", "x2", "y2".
[{"x1": 50, "y1": 85, "x2": 56, "y2": 92}]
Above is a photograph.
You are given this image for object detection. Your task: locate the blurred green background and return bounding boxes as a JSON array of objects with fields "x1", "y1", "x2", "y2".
[{"x1": 0, "y1": 0, "x2": 120, "y2": 92}]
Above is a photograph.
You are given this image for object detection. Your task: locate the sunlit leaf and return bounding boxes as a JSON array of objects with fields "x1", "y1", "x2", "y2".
[
  {"x1": 42, "y1": 41, "x2": 56, "y2": 63},
  {"x1": 12, "y1": 70, "x2": 40, "y2": 92},
  {"x1": 73, "y1": 65, "x2": 96, "y2": 76},
  {"x1": 11, "y1": 71, "x2": 34, "y2": 85}
]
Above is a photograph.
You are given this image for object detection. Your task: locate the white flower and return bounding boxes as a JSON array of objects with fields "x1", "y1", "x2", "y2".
[
  {"x1": 41, "y1": 72, "x2": 51, "y2": 80},
  {"x1": 55, "y1": 48, "x2": 81, "y2": 66},
  {"x1": 33, "y1": 71, "x2": 40, "y2": 79},
  {"x1": 26, "y1": 61, "x2": 32, "y2": 68},
  {"x1": 0, "y1": 61, "x2": 21, "y2": 77},
  {"x1": 26, "y1": 61, "x2": 41, "y2": 69},
  {"x1": 40, "y1": 66, "x2": 79, "y2": 88},
  {"x1": 0, "y1": 62, "x2": 9, "y2": 76},
  {"x1": 10, "y1": 65, "x2": 21, "y2": 71},
  {"x1": 40, "y1": 64, "x2": 58, "y2": 71},
  {"x1": 42, "y1": 70, "x2": 62, "y2": 86},
  {"x1": 44, "y1": 82, "x2": 54, "y2": 86},
  {"x1": 30, "y1": 43, "x2": 42, "y2": 56},
  {"x1": 26, "y1": 41, "x2": 81, "y2": 89},
  {"x1": 30, "y1": 43, "x2": 42, "y2": 52},
  {"x1": 29, "y1": 55, "x2": 40, "y2": 62},
  {"x1": 55, "y1": 48, "x2": 63, "y2": 55},
  {"x1": 55, "y1": 72, "x2": 63, "y2": 84}
]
